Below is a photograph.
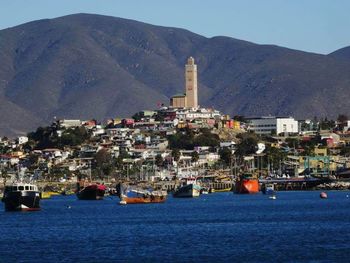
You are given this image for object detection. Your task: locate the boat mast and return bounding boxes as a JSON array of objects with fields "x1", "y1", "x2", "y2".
[{"x1": 89, "y1": 160, "x2": 92, "y2": 182}]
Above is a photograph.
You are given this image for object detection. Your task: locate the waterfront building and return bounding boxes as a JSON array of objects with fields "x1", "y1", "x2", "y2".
[{"x1": 247, "y1": 116, "x2": 298, "y2": 135}]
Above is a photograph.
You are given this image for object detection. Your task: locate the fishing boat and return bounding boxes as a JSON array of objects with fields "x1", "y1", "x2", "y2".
[
  {"x1": 116, "y1": 183, "x2": 167, "y2": 204},
  {"x1": 40, "y1": 191, "x2": 51, "y2": 199},
  {"x1": 2, "y1": 182, "x2": 41, "y2": 211},
  {"x1": 261, "y1": 183, "x2": 275, "y2": 195},
  {"x1": 173, "y1": 178, "x2": 201, "y2": 198},
  {"x1": 234, "y1": 173, "x2": 259, "y2": 194},
  {"x1": 76, "y1": 180, "x2": 106, "y2": 200},
  {"x1": 213, "y1": 187, "x2": 231, "y2": 193},
  {"x1": 40, "y1": 191, "x2": 61, "y2": 199}
]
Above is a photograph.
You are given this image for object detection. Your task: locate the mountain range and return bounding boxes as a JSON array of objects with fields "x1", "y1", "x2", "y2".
[{"x1": 1, "y1": 13, "x2": 350, "y2": 136}]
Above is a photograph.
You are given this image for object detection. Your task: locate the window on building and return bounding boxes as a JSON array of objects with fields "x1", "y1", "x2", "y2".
[{"x1": 283, "y1": 124, "x2": 287, "y2": 132}]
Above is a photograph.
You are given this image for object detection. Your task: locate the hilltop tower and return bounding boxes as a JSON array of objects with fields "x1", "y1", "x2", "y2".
[{"x1": 185, "y1": 57, "x2": 198, "y2": 108}]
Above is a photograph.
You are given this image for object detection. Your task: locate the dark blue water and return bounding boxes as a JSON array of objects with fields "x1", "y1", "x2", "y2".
[{"x1": 1, "y1": 191, "x2": 350, "y2": 262}]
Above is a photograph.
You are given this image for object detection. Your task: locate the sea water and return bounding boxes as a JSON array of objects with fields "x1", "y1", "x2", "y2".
[{"x1": 1, "y1": 191, "x2": 350, "y2": 262}]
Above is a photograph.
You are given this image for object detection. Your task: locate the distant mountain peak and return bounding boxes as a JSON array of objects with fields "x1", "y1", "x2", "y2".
[{"x1": 1, "y1": 13, "x2": 350, "y2": 136}]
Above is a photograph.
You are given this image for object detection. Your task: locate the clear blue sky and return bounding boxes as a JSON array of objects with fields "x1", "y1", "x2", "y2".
[{"x1": 1, "y1": 0, "x2": 349, "y2": 54}]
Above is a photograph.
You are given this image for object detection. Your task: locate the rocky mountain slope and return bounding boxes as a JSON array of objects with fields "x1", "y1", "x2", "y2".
[{"x1": 1, "y1": 13, "x2": 350, "y2": 136}]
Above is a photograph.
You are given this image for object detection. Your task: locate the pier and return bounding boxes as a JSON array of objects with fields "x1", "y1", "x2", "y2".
[{"x1": 259, "y1": 177, "x2": 331, "y2": 191}]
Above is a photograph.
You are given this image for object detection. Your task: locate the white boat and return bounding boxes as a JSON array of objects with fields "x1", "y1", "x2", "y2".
[{"x1": 173, "y1": 178, "x2": 201, "y2": 198}]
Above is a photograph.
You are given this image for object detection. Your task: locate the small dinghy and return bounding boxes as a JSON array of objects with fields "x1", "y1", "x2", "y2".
[{"x1": 320, "y1": 192, "x2": 328, "y2": 199}]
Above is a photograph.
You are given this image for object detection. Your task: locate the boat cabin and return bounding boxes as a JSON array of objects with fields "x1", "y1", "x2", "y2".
[
  {"x1": 181, "y1": 177, "x2": 198, "y2": 186},
  {"x1": 4, "y1": 184, "x2": 38, "y2": 193}
]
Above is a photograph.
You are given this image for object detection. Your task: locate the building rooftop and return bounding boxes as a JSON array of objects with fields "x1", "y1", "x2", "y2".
[
  {"x1": 245, "y1": 116, "x2": 295, "y2": 120},
  {"x1": 171, "y1": 94, "x2": 186, "y2": 98}
]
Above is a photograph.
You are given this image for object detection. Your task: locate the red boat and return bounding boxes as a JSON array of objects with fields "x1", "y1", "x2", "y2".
[
  {"x1": 76, "y1": 181, "x2": 106, "y2": 200},
  {"x1": 235, "y1": 173, "x2": 259, "y2": 194}
]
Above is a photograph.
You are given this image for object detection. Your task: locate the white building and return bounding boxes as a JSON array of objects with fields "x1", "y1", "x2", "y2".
[
  {"x1": 175, "y1": 108, "x2": 221, "y2": 121},
  {"x1": 17, "y1": 136, "x2": 29, "y2": 145},
  {"x1": 59, "y1": 119, "x2": 82, "y2": 128},
  {"x1": 247, "y1": 116, "x2": 298, "y2": 135}
]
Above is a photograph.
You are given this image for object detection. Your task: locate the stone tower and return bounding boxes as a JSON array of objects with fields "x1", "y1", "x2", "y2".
[{"x1": 185, "y1": 57, "x2": 198, "y2": 108}]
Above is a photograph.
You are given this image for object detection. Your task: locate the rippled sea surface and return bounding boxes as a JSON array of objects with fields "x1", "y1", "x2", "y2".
[{"x1": 1, "y1": 191, "x2": 350, "y2": 262}]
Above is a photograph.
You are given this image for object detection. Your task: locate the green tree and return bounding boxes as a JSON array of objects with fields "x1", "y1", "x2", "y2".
[
  {"x1": 155, "y1": 112, "x2": 165, "y2": 122},
  {"x1": 194, "y1": 129, "x2": 220, "y2": 148},
  {"x1": 0, "y1": 145, "x2": 10, "y2": 154},
  {"x1": 285, "y1": 137, "x2": 300, "y2": 149},
  {"x1": 299, "y1": 136, "x2": 319, "y2": 156},
  {"x1": 28, "y1": 126, "x2": 57, "y2": 149},
  {"x1": 168, "y1": 132, "x2": 194, "y2": 150},
  {"x1": 337, "y1": 114, "x2": 348, "y2": 130},
  {"x1": 191, "y1": 151, "x2": 199, "y2": 164},
  {"x1": 337, "y1": 114, "x2": 348, "y2": 123},
  {"x1": 233, "y1": 115, "x2": 246, "y2": 123},
  {"x1": 235, "y1": 133, "x2": 258, "y2": 157},
  {"x1": 116, "y1": 149, "x2": 129, "y2": 170},
  {"x1": 219, "y1": 148, "x2": 233, "y2": 167},
  {"x1": 340, "y1": 146, "x2": 350, "y2": 157},
  {"x1": 319, "y1": 118, "x2": 335, "y2": 130},
  {"x1": 95, "y1": 149, "x2": 114, "y2": 177},
  {"x1": 28, "y1": 125, "x2": 90, "y2": 149},
  {"x1": 27, "y1": 153, "x2": 39, "y2": 169},
  {"x1": 155, "y1": 154, "x2": 164, "y2": 167},
  {"x1": 60, "y1": 127, "x2": 89, "y2": 147},
  {"x1": 265, "y1": 145, "x2": 287, "y2": 171},
  {"x1": 132, "y1": 112, "x2": 143, "y2": 122}
]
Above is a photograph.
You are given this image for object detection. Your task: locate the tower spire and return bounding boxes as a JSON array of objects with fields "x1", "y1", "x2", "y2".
[{"x1": 185, "y1": 57, "x2": 198, "y2": 108}]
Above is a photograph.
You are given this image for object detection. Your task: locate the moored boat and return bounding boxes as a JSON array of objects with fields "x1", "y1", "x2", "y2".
[
  {"x1": 2, "y1": 182, "x2": 41, "y2": 211},
  {"x1": 117, "y1": 183, "x2": 167, "y2": 204},
  {"x1": 213, "y1": 187, "x2": 231, "y2": 193},
  {"x1": 40, "y1": 191, "x2": 51, "y2": 199},
  {"x1": 173, "y1": 178, "x2": 201, "y2": 198},
  {"x1": 235, "y1": 173, "x2": 259, "y2": 194},
  {"x1": 320, "y1": 192, "x2": 328, "y2": 199},
  {"x1": 261, "y1": 183, "x2": 275, "y2": 195},
  {"x1": 76, "y1": 180, "x2": 106, "y2": 200}
]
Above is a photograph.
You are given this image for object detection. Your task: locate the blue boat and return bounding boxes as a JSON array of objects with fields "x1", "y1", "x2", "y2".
[{"x1": 262, "y1": 183, "x2": 276, "y2": 195}]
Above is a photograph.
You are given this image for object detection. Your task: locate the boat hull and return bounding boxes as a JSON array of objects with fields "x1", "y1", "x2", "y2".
[
  {"x1": 213, "y1": 187, "x2": 231, "y2": 193},
  {"x1": 261, "y1": 183, "x2": 275, "y2": 195},
  {"x1": 117, "y1": 183, "x2": 167, "y2": 204},
  {"x1": 2, "y1": 191, "x2": 41, "y2": 212},
  {"x1": 40, "y1": 192, "x2": 51, "y2": 199},
  {"x1": 173, "y1": 184, "x2": 201, "y2": 198},
  {"x1": 235, "y1": 179, "x2": 259, "y2": 194},
  {"x1": 121, "y1": 195, "x2": 167, "y2": 204},
  {"x1": 77, "y1": 185, "x2": 105, "y2": 200}
]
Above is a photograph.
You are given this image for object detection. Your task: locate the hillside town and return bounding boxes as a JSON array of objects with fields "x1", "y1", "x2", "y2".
[
  {"x1": 1, "y1": 57, "x2": 350, "y2": 193},
  {"x1": 3, "y1": 3, "x2": 350, "y2": 262}
]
